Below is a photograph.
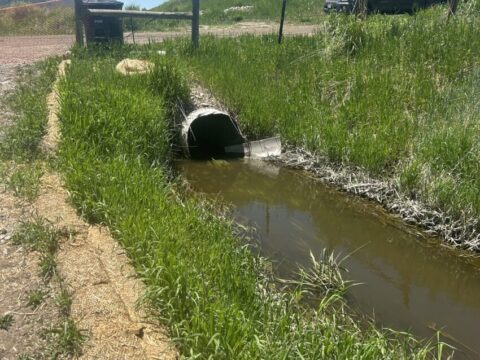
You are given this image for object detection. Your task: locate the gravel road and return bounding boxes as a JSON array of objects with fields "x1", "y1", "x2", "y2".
[{"x1": 0, "y1": 22, "x2": 319, "y2": 65}]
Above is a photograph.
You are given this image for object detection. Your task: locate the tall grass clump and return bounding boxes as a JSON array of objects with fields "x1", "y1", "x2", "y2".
[
  {"x1": 58, "y1": 48, "x2": 445, "y2": 358},
  {"x1": 163, "y1": 2, "x2": 480, "y2": 219}
]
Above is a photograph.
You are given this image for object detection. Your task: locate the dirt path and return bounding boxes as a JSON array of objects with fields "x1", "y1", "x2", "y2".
[
  {"x1": 34, "y1": 173, "x2": 176, "y2": 359},
  {"x1": 0, "y1": 22, "x2": 319, "y2": 65}
]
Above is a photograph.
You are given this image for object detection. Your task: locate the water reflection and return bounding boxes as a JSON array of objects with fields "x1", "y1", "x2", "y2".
[{"x1": 178, "y1": 159, "x2": 480, "y2": 359}]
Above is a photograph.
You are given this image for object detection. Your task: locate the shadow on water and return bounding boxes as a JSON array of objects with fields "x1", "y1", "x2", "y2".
[{"x1": 177, "y1": 159, "x2": 480, "y2": 359}]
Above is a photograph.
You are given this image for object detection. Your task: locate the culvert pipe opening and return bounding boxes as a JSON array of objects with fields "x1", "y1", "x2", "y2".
[
  {"x1": 182, "y1": 108, "x2": 246, "y2": 159},
  {"x1": 181, "y1": 108, "x2": 282, "y2": 159}
]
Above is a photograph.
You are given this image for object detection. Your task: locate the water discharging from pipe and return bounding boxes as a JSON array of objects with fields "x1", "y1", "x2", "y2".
[{"x1": 177, "y1": 159, "x2": 480, "y2": 360}]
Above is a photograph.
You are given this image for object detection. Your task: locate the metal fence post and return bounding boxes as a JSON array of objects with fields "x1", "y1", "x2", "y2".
[
  {"x1": 74, "y1": 0, "x2": 84, "y2": 46},
  {"x1": 192, "y1": 0, "x2": 200, "y2": 48},
  {"x1": 278, "y1": 0, "x2": 287, "y2": 44},
  {"x1": 353, "y1": 0, "x2": 368, "y2": 17},
  {"x1": 447, "y1": 0, "x2": 458, "y2": 19}
]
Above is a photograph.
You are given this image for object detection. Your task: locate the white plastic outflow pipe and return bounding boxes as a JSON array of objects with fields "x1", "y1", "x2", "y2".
[{"x1": 225, "y1": 137, "x2": 282, "y2": 158}]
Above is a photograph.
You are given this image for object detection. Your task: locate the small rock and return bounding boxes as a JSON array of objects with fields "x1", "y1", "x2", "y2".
[
  {"x1": 133, "y1": 326, "x2": 145, "y2": 338},
  {"x1": 116, "y1": 59, "x2": 154, "y2": 76},
  {"x1": 0, "y1": 229, "x2": 7, "y2": 235}
]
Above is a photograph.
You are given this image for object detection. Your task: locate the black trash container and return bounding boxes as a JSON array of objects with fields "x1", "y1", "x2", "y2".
[{"x1": 83, "y1": 0, "x2": 124, "y2": 44}]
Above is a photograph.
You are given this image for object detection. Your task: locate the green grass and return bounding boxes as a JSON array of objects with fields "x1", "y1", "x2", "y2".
[
  {"x1": 6, "y1": 162, "x2": 43, "y2": 200},
  {"x1": 55, "y1": 287, "x2": 72, "y2": 316},
  {"x1": 26, "y1": 289, "x2": 47, "y2": 309},
  {"x1": 10, "y1": 218, "x2": 84, "y2": 356},
  {"x1": 157, "y1": 0, "x2": 325, "y2": 24},
  {"x1": 56, "y1": 46, "x2": 445, "y2": 359},
  {"x1": 0, "y1": 7, "x2": 74, "y2": 36},
  {"x1": 11, "y1": 218, "x2": 62, "y2": 279},
  {"x1": 0, "y1": 60, "x2": 57, "y2": 203},
  {"x1": 161, "y1": 2, "x2": 480, "y2": 219},
  {"x1": 42, "y1": 319, "x2": 85, "y2": 358},
  {"x1": 0, "y1": 60, "x2": 58, "y2": 161},
  {"x1": 0, "y1": 313, "x2": 14, "y2": 330}
]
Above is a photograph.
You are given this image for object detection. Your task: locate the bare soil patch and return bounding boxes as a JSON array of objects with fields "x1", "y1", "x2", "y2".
[{"x1": 0, "y1": 36, "x2": 74, "y2": 65}]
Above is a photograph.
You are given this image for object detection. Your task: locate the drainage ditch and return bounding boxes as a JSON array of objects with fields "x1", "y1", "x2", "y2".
[{"x1": 177, "y1": 159, "x2": 480, "y2": 360}]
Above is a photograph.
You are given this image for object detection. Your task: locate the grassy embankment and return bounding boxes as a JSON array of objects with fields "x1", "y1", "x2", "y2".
[
  {"x1": 157, "y1": 0, "x2": 325, "y2": 24},
  {"x1": 164, "y1": 2, "x2": 480, "y2": 222},
  {"x1": 0, "y1": 6, "x2": 73, "y2": 35},
  {"x1": 56, "y1": 47, "x2": 446, "y2": 358},
  {"x1": 132, "y1": 0, "x2": 324, "y2": 32}
]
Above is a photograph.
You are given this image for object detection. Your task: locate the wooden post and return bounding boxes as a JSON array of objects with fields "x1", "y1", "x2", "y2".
[
  {"x1": 74, "y1": 0, "x2": 84, "y2": 46},
  {"x1": 278, "y1": 0, "x2": 287, "y2": 44},
  {"x1": 192, "y1": 0, "x2": 200, "y2": 48}
]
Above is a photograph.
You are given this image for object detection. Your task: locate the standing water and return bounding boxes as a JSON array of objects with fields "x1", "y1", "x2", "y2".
[{"x1": 177, "y1": 159, "x2": 480, "y2": 359}]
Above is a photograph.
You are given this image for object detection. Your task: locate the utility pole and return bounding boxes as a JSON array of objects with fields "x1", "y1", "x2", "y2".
[
  {"x1": 278, "y1": 0, "x2": 287, "y2": 44},
  {"x1": 74, "y1": 0, "x2": 84, "y2": 46},
  {"x1": 192, "y1": 0, "x2": 200, "y2": 48}
]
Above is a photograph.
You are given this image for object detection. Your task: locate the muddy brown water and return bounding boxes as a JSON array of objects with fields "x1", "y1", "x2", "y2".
[{"x1": 177, "y1": 159, "x2": 480, "y2": 359}]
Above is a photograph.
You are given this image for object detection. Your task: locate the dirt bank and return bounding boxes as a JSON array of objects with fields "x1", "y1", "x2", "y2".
[{"x1": 34, "y1": 173, "x2": 177, "y2": 359}]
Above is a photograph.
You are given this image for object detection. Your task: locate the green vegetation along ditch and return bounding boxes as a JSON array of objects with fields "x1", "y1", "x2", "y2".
[
  {"x1": 56, "y1": 47, "x2": 447, "y2": 358},
  {"x1": 162, "y1": 3, "x2": 480, "y2": 225}
]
